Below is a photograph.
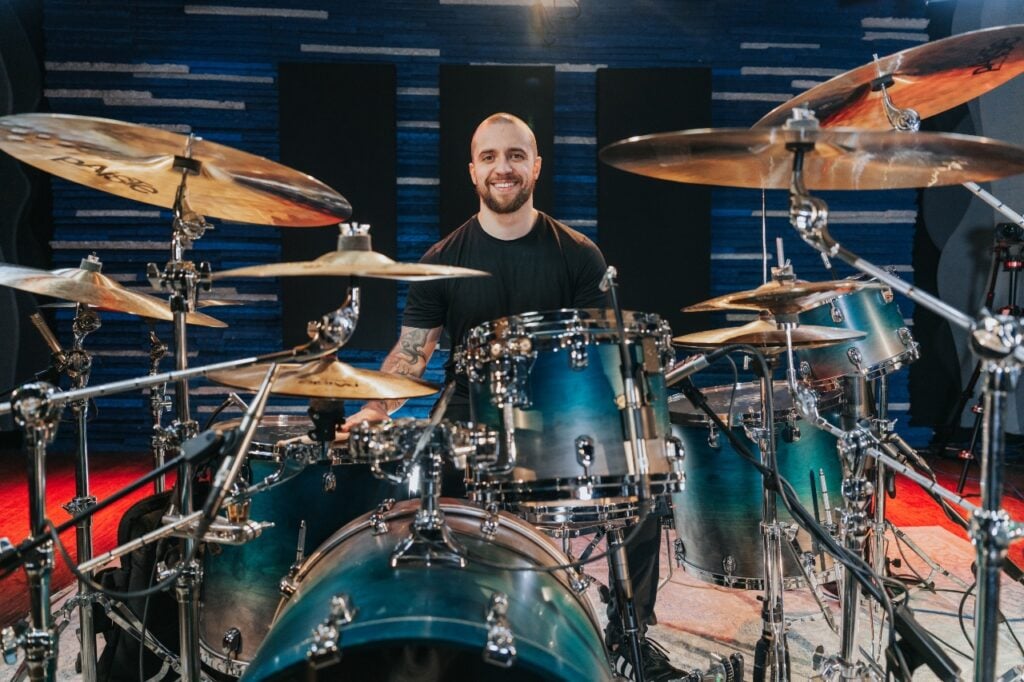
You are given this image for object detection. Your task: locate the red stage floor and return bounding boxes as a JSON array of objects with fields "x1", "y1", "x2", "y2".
[{"x1": 0, "y1": 449, "x2": 1021, "y2": 628}]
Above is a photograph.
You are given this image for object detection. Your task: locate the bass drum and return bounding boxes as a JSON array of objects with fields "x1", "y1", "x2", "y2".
[{"x1": 240, "y1": 499, "x2": 614, "y2": 682}]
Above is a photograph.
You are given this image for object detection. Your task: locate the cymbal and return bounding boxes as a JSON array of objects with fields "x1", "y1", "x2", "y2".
[
  {"x1": 684, "y1": 279, "x2": 881, "y2": 315},
  {"x1": 673, "y1": 319, "x2": 866, "y2": 350},
  {"x1": 206, "y1": 358, "x2": 439, "y2": 400},
  {"x1": 213, "y1": 249, "x2": 489, "y2": 282},
  {"x1": 0, "y1": 113, "x2": 351, "y2": 226},
  {"x1": 599, "y1": 126, "x2": 1024, "y2": 190},
  {"x1": 41, "y1": 297, "x2": 245, "y2": 310},
  {"x1": 755, "y1": 24, "x2": 1024, "y2": 129},
  {"x1": 0, "y1": 261, "x2": 226, "y2": 327}
]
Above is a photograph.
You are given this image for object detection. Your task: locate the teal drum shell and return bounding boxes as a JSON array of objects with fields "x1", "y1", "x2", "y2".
[
  {"x1": 462, "y1": 309, "x2": 682, "y2": 530},
  {"x1": 201, "y1": 415, "x2": 402, "y2": 676},
  {"x1": 240, "y1": 499, "x2": 615, "y2": 682},
  {"x1": 669, "y1": 382, "x2": 843, "y2": 590},
  {"x1": 796, "y1": 283, "x2": 918, "y2": 386}
]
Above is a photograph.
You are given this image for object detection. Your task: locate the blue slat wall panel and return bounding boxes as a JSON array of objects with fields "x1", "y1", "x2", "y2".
[{"x1": 35, "y1": 0, "x2": 930, "y2": 452}]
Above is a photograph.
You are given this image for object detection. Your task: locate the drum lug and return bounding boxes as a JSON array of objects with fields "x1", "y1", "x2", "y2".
[
  {"x1": 483, "y1": 592, "x2": 517, "y2": 668},
  {"x1": 322, "y1": 470, "x2": 337, "y2": 493},
  {"x1": 673, "y1": 537, "x2": 685, "y2": 568},
  {"x1": 722, "y1": 555, "x2": 737, "y2": 581},
  {"x1": 799, "y1": 360, "x2": 812, "y2": 379},
  {"x1": 221, "y1": 628, "x2": 242, "y2": 659},
  {"x1": 897, "y1": 326, "x2": 915, "y2": 348},
  {"x1": 481, "y1": 502, "x2": 501, "y2": 541},
  {"x1": 575, "y1": 435, "x2": 595, "y2": 477},
  {"x1": 707, "y1": 422, "x2": 719, "y2": 449},
  {"x1": 846, "y1": 347, "x2": 864, "y2": 372},
  {"x1": 880, "y1": 286, "x2": 894, "y2": 304},
  {"x1": 829, "y1": 301, "x2": 844, "y2": 323},
  {"x1": 370, "y1": 498, "x2": 395, "y2": 536},
  {"x1": 666, "y1": 435, "x2": 686, "y2": 472},
  {"x1": 562, "y1": 332, "x2": 589, "y2": 370},
  {"x1": 306, "y1": 594, "x2": 357, "y2": 669}
]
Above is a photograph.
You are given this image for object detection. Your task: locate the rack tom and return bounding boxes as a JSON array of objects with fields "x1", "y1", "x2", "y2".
[{"x1": 461, "y1": 309, "x2": 684, "y2": 533}]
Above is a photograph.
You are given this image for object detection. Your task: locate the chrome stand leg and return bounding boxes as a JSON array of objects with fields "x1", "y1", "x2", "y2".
[{"x1": 607, "y1": 526, "x2": 645, "y2": 682}]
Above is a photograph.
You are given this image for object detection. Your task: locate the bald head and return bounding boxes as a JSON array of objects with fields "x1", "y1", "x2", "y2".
[{"x1": 470, "y1": 113, "x2": 538, "y2": 159}]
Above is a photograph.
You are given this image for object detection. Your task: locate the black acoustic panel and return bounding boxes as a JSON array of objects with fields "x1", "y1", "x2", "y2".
[
  {"x1": 439, "y1": 65, "x2": 554, "y2": 236},
  {"x1": 278, "y1": 63, "x2": 396, "y2": 349},
  {"x1": 598, "y1": 68, "x2": 712, "y2": 337}
]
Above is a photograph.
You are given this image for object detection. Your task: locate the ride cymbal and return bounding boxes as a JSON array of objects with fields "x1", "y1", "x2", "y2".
[
  {"x1": 599, "y1": 126, "x2": 1024, "y2": 190},
  {"x1": 755, "y1": 24, "x2": 1024, "y2": 129},
  {"x1": 684, "y1": 279, "x2": 882, "y2": 315},
  {"x1": 672, "y1": 318, "x2": 866, "y2": 350},
  {"x1": 213, "y1": 249, "x2": 489, "y2": 282},
  {"x1": 206, "y1": 358, "x2": 439, "y2": 400},
  {"x1": 0, "y1": 113, "x2": 351, "y2": 226},
  {"x1": 0, "y1": 258, "x2": 226, "y2": 327}
]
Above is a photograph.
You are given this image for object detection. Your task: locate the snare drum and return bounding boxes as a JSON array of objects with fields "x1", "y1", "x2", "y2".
[
  {"x1": 797, "y1": 279, "x2": 918, "y2": 386},
  {"x1": 668, "y1": 382, "x2": 843, "y2": 590},
  {"x1": 240, "y1": 499, "x2": 615, "y2": 682},
  {"x1": 200, "y1": 415, "x2": 400, "y2": 677},
  {"x1": 461, "y1": 309, "x2": 684, "y2": 532}
]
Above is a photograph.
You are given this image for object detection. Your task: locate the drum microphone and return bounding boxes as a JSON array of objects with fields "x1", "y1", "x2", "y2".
[{"x1": 664, "y1": 346, "x2": 736, "y2": 387}]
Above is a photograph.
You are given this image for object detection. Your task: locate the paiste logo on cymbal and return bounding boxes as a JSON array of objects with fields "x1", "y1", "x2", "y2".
[
  {"x1": 971, "y1": 36, "x2": 1020, "y2": 75},
  {"x1": 48, "y1": 155, "x2": 158, "y2": 194}
]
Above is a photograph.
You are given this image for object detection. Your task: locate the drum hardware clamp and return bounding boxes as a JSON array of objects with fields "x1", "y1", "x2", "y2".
[
  {"x1": 307, "y1": 594, "x2": 357, "y2": 669},
  {"x1": 483, "y1": 592, "x2": 517, "y2": 668}
]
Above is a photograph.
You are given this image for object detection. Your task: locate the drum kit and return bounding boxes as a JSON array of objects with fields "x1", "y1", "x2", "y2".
[{"x1": 0, "y1": 23, "x2": 1023, "y2": 682}]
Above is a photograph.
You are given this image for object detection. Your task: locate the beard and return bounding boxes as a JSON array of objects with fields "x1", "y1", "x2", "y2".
[{"x1": 477, "y1": 174, "x2": 534, "y2": 214}]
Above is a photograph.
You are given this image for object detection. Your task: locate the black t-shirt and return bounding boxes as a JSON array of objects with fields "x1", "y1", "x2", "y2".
[{"x1": 403, "y1": 211, "x2": 608, "y2": 408}]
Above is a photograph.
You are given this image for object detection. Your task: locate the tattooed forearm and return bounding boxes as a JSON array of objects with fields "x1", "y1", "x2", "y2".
[
  {"x1": 366, "y1": 326, "x2": 442, "y2": 415},
  {"x1": 395, "y1": 327, "x2": 430, "y2": 365}
]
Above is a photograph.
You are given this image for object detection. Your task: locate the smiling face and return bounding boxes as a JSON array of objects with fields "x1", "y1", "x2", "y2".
[{"x1": 468, "y1": 116, "x2": 542, "y2": 215}]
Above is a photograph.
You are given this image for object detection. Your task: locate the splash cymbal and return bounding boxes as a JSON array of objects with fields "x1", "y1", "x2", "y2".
[
  {"x1": 0, "y1": 113, "x2": 351, "y2": 226},
  {"x1": 684, "y1": 279, "x2": 882, "y2": 315},
  {"x1": 0, "y1": 258, "x2": 226, "y2": 327},
  {"x1": 755, "y1": 24, "x2": 1024, "y2": 129},
  {"x1": 599, "y1": 126, "x2": 1024, "y2": 190},
  {"x1": 206, "y1": 358, "x2": 439, "y2": 400},
  {"x1": 213, "y1": 249, "x2": 489, "y2": 282},
  {"x1": 672, "y1": 318, "x2": 866, "y2": 350}
]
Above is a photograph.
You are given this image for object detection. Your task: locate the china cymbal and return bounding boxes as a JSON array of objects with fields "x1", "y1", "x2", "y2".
[
  {"x1": 684, "y1": 279, "x2": 882, "y2": 315},
  {"x1": 0, "y1": 113, "x2": 351, "y2": 226},
  {"x1": 599, "y1": 126, "x2": 1024, "y2": 190},
  {"x1": 213, "y1": 249, "x2": 489, "y2": 282},
  {"x1": 0, "y1": 260, "x2": 226, "y2": 327},
  {"x1": 673, "y1": 319, "x2": 866, "y2": 350},
  {"x1": 755, "y1": 24, "x2": 1024, "y2": 129},
  {"x1": 206, "y1": 358, "x2": 439, "y2": 400}
]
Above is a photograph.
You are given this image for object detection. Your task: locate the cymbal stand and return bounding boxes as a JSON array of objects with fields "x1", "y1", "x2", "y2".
[
  {"x1": 147, "y1": 329, "x2": 173, "y2": 494},
  {"x1": 784, "y1": 107, "x2": 1023, "y2": 682},
  {"x1": 144, "y1": 135, "x2": 212, "y2": 682},
  {"x1": 751, "y1": 348, "x2": 791, "y2": 682}
]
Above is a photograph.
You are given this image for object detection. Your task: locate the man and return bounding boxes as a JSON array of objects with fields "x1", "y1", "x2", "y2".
[{"x1": 343, "y1": 112, "x2": 681, "y2": 681}]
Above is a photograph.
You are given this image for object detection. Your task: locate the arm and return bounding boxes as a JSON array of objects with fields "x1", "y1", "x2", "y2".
[{"x1": 341, "y1": 325, "x2": 443, "y2": 429}]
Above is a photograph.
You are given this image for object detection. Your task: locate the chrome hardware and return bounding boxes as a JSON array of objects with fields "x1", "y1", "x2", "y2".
[
  {"x1": 846, "y1": 347, "x2": 864, "y2": 371},
  {"x1": 569, "y1": 569, "x2": 594, "y2": 594},
  {"x1": 575, "y1": 435, "x2": 595, "y2": 477},
  {"x1": 673, "y1": 538, "x2": 685, "y2": 567},
  {"x1": 722, "y1": 554, "x2": 736, "y2": 578},
  {"x1": 307, "y1": 594, "x2": 357, "y2": 668},
  {"x1": 481, "y1": 502, "x2": 501, "y2": 541},
  {"x1": 880, "y1": 286, "x2": 894, "y2": 304},
  {"x1": 829, "y1": 301, "x2": 844, "y2": 323},
  {"x1": 897, "y1": 326, "x2": 914, "y2": 347},
  {"x1": 322, "y1": 470, "x2": 337, "y2": 493},
  {"x1": 707, "y1": 422, "x2": 719, "y2": 449},
  {"x1": 799, "y1": 360, "x2": 812, "y2": 379},
  {"x1": 1, "y1": 624, "x2": 21, "y2": 664},
  {"x1": 562, "y1": 332, "x2": 589, "y2": 369},
  {"x1": 62, "y1": 494, "x2": 97, "y2": 516},
  {"x1": 221, "y1": 628, "x2": 242, "y2": 659},
  {"x1": 483, "y1": 593, "x2": 516, "y2": 668},
  {"x1": 666, "y1": 435, "x2": 686, "y2": 473},
  {"x1": 370, "y1": 499, "x2": 395, "y2": 536}
]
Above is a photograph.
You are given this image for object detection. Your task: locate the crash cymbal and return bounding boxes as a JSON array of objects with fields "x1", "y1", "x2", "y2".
[
  {"x1": 673, "y1": 318, "x2": 866, "y2": 350},
  {"x1": 684, "y1": 279, "x2": 882, "y2": 315},
  {"x1": 206, "y1": 357, "x2": 439, "y2": 400},
  {"x1": 41, "y1": 297, "x2": 245, "y2": 310},
  {"x1": 0, "y1": 258, "x2": 226, "y2": 327},
  {"x1": 755, "y1": 24, "x2": 1024, "y2": 129},
  {"x1": 599, "y1": 126, "x2": 1024, "y2": 190},
  {"x1": 0, "y1": 113, "x2": 351, "y2": 226},
  {"x1": 213, "y1": 249, "x2": 489, "y2": 282}
]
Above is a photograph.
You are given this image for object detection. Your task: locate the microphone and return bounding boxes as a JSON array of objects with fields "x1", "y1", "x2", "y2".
[{"x1": 664, "y1": 346, "x2": 734, "y2": 387}]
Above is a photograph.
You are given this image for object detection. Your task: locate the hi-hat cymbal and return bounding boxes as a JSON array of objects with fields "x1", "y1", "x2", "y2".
[
  {"x1": 206, "y1": 358, "x2": 439, "y2": 400},
  {"x1": 213, "y1": 249, "x2": 489, "y2": 282},
  {"x1": 673, "y1": 319, "x2": 866, "y2": 350},
  {"x1": 0, "y1": 260, "x2": 226, "y2": 327},
  {"x1": 0, "y1": 113, "x2": 351, "y2": 226},
  {"x1": 684, "y1": 279, "x2": 881, "y2": 315},
  {"x1": 599, "y1": 126, "x2": 1024, "y2": 190},
  {"x1": 755, "y1": 24, "x2": 1024, "y2": 129}
]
